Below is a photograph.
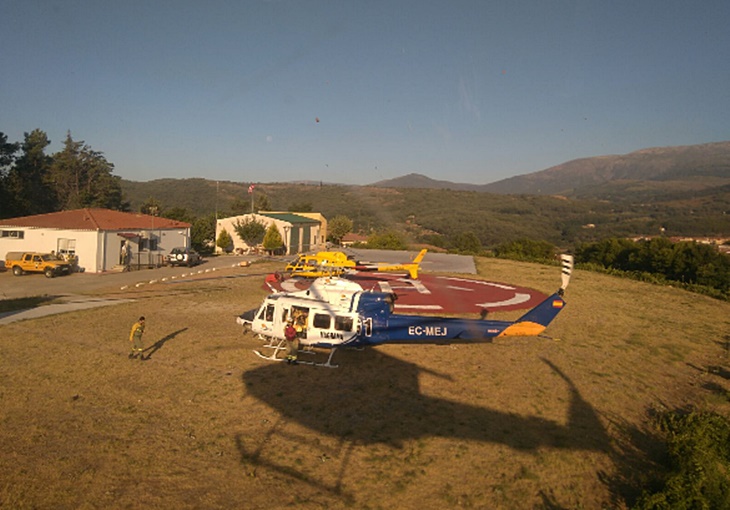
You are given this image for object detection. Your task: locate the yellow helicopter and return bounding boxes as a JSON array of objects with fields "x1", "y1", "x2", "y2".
[{"x1": 284, "y1": 249, "x2": 427, "y2": 279}]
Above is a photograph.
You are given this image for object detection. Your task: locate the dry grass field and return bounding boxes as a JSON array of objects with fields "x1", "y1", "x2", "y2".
[{"x1": 1, "y1": 258, "x2": 729, "y2": 509}]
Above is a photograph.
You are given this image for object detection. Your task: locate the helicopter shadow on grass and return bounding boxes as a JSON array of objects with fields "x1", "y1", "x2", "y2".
[
  {"x1": 236, "y1": 349, "x2": 614, "y2": 503},
  {"x1": 239, "y1": 348, "x2": 612, "y2": 452}
]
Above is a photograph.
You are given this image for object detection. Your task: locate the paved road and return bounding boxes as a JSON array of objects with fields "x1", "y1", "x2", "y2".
[
  {"x1": 344, "y1": 248, "x2": 476, "y2": 274},
  {"x1": 0, "y1": 255, "x2": 258, "y2": 300},
  {"x1": 0, "y1": 249, "x2": 474, "y2": 301},
  {"x1": 0, "y1": 250, "x2": 475, "y2": 324},
  {"x1": 0, "y1": 255, "x2": 261, "y2": 324}
]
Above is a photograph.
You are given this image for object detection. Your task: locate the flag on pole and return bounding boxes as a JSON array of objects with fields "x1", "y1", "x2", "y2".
[{"x1": 248, "y1": 184, "x2": 255, "y2": 194}]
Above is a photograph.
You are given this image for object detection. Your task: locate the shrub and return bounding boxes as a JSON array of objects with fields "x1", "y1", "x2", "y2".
[
  {"x1": 493, "y1": 239, "x2": 557, "y2": 262},
  {"x1": 633, "y1": 410, "x2": 730, "y2": 510},
  {"x1": 366, "y1": 230, "x2": 408, "y2": 250},
  {"x1": 216, "y1": 228, "x2": 233, "y2": 253}
]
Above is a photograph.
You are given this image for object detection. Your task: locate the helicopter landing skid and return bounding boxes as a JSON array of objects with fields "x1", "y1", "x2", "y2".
[
  {"x1": 253, "y1": 337, "x2": 287, "y2": 361},
  {"x1": 253, "y1": 349, "x2": 286, "y2": 361},
  {"x1": 252, "y1": 343, "x2": 339, "y2": 368},
  {"x1": 292, "y1": 348, "x2": 339, "y2": 368}
]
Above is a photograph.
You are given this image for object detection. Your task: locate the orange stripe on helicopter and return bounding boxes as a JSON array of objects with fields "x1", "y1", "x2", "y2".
[{"x1": 497, "y1": 321, "x2": 546, "y2": 337}]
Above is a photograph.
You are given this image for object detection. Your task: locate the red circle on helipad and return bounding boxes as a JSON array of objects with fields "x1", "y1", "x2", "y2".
[{"x1": 265, "y1": 272, "x2": 547, "y2": 314}]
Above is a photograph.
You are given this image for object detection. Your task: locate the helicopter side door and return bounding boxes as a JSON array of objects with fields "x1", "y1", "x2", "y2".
[{"x1": 308, "y1": 309, "x2": 358, "y2": 346}]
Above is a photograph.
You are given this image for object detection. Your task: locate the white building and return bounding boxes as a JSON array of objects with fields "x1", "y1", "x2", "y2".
[
  {"x1": 216, "y1": 212, "x2": 326, "y2": 255},
  {"x1": 0, "y1": 208, "x2": 191, "y2": 273}
]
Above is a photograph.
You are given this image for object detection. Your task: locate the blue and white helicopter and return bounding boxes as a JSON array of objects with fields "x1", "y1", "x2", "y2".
[{"x1": 237, "y1": 255, "x2": 574, "y2": 367}]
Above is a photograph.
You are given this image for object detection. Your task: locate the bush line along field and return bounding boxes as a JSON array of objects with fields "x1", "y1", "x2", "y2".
[{"x1": 1, "y1": 258, "x2": 729, "y2": 509}]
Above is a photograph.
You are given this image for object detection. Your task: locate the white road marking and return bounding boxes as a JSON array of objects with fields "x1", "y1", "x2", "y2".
[
  {"x1": 477, "y1": 293, "x2": 532, "y2": 307},
  {"x1": 441, "y1": 276, "x2": 516, "y2": 290},
  {"x1": 446, "y1": 286, "x2": 474, "y2": 292}
]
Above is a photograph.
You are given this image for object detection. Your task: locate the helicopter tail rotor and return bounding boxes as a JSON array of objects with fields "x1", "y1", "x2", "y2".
[{"x1": 558, "y1": 254, "x2": 573, "y2": 296}]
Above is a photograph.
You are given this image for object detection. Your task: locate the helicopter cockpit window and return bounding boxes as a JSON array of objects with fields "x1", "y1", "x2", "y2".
[
  {"x1": 335, "y1": 316, "x2": 353, "y2": 331},
  {"x1": 264, "y1": 304, "x2": 274, "y2": 322},
  {"x1": 313, "y1": 313, "x2": 331, "y2": 329}
]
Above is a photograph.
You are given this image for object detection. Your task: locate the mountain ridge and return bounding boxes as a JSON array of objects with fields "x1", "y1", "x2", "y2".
[
  {"x1": 119, "y1": 140, "x2": 730, "y2": 245},
  {"x1": 369, "y1": 141, "x2": 730, "y2": 197}
]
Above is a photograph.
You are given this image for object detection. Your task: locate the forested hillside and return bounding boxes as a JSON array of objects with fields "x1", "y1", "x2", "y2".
[{"x1": 121, "y1": 179, "x2": 730, "y2": 250}]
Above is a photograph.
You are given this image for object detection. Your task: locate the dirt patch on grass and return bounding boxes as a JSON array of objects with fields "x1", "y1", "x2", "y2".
[{"x1": 1, "y1": 259, "x2": 729, "y2": 509}]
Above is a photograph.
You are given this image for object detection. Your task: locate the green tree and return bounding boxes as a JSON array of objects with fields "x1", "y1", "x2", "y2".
[
  {"x1": 628, "y1": 237, "x2": 674, "y2": 274},
  {"x1": 288, "y1": 202, "x2": 313, "y2": 212},
  {"x1": 254, "y1": 193, "x2": 271, "y2": 213},
  {"x1": 0, "y1": 133, "x2": 17, "y2": 168},
  {"x1": 328, "y1": 215, "x2": 353, "y2": 245},
  {"x1": 192, "y1": 213, "x2": 216, "y2": 254},
  {"x1": 263, "y1": 223, "x2": 283, "y2": 254},
  {"x1": 229, "y1": 198, "x2": 250, "y2": 215},
  {"x1": 450, "y1": 231, "x2": 483, "y2": 255},
  {"x1": 367, "y1": 230, "x2": 408, "y2": 250},
  {"x1": 417, "y1": 233, "x2": 447, "y2": 249},
  {"x1": 494, "y1": 239, "x2": 556, "y2": 261},
  {"x1": 216, "y1": 228, "x2": 233, "y2": 253},
  {"x1": 48, "y1": 132, "x2": 124, "y2": 210},
  {"x1": 140, "y1": 197, "x2": 162, "y2": 216},
  {"x1": 5, "y1": 129, "x2": 54, "y2": 216},
  {"x1": 162, "y1": 207, "x2": 194, "y2": 224},
  {"x1": 233, "y1": 217, "x2": 266, "y2": 246},
  {"x1": 575, "y1": 238, "x2": 637, "y2": 268},
  {"x1": 0, "y1": 132, "x2": 20, "y2": 218},
  {"x1": 575, "y1": 237, "x2": 730, "y2": 297}
]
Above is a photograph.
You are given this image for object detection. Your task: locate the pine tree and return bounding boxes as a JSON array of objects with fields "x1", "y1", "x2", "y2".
[
  {"x1": 6, "y1": 129, "x2": 54, "y2": 215},
  {"x1": 48, "y1": 131, "x2": 124, "y2": 210},
  {"x1": 0, "y1": 132, "x2": 20, "y2": 218}
]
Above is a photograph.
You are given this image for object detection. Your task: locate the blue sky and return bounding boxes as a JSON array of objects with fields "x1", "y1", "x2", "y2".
[{"x1": 2, "y1": 1, "x2": 728, "y2": 185}]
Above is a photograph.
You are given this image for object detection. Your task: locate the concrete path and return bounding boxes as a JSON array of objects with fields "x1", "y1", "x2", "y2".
[
  {"x1": 343, "y1": 248, "x2": 476, "y2": 274},
  {"x1": 0, "y1": 296, "x2": 135, "y2": 325}
]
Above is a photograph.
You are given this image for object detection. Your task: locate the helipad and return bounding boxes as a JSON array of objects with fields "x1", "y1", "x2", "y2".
[{"x1": 265, "y1": 272, "x2": 547, "y2": 314}]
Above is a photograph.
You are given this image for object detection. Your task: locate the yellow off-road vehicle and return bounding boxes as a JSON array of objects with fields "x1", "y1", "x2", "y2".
[{"x1": 5, "y1": 251, "x2": 72, "y2": 278}]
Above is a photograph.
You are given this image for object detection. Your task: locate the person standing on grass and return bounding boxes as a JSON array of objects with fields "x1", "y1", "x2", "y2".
[
  {"x1": 284, "y1": 320, "x2": 298, "y2": 364},
  {"x1": 129, "y1": 316, "x2": 146, "y2": 360}
]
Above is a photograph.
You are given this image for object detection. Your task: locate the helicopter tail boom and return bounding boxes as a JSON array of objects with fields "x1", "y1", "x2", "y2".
[{"x1": 497, "y1": 293, "x2": 566, "y2": 337}]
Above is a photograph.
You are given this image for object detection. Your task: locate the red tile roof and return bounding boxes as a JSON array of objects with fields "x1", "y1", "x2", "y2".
[{"x1": 0, "y1": 208, "x2": 191, "y2": 230}]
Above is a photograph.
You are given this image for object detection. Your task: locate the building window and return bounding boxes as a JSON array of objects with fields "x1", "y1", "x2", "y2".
[
  {"x1": 139, "y1": 237, "x2": 158, "y2": 251},
  {"x1": 1, "y1": 230, "x2": 24, "y2": 239},
  {"x1": 57, "y1": 238, "x2": 76, "y2": 257}
]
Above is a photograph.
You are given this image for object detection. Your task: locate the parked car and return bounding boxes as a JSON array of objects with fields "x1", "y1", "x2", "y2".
[
  {"x1": 5, "y1": 251, "x2": 72, "y2": 278},
  {"x1": 166, "y1": 247, "x2": 202, "y2": 267}
]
